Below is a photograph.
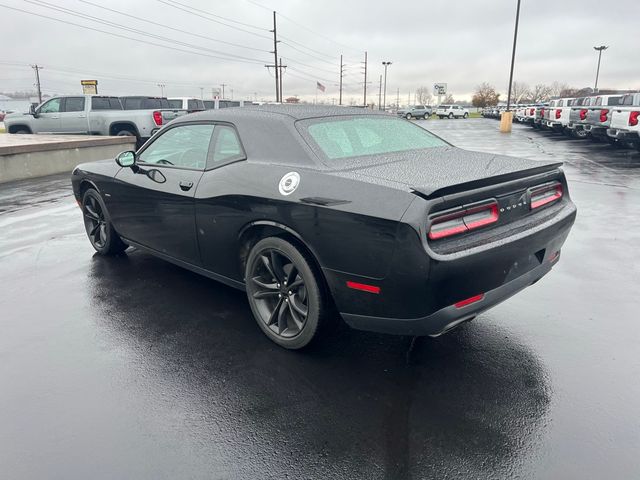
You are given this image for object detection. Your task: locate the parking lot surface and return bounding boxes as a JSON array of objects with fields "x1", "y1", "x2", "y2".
[{"x1": 1, "y1": 120, "x2": 639, "y2": 479}]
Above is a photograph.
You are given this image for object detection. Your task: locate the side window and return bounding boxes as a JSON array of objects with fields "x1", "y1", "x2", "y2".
[
  {"x1": 39, "y1": 98, "x2": 62, "y2": 114},
  {"x1": 138, "y1": 124, "x2": 214, "y2": 170},
  {"x1": 211, "y1": 125, "x2": 245, "y2": 165},
  {"x1": 64, "y1": 97, "x2": 85, "y2": 112}
]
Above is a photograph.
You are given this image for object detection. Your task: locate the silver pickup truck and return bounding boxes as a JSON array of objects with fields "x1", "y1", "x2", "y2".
[{"x1": 4, "y1": 94, "x2": 184, "y2": 145}]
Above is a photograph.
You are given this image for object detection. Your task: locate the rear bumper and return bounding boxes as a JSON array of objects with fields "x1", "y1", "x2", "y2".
[{"x1": 341, "y1": 256, "x2": 556, "y2": 336}]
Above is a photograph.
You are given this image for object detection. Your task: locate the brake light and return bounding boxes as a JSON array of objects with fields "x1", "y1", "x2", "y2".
[
  {"x1": 428, "y1": 201, "x2": 499, "y2": 240},
  {"x1": 530, "y1": 182, "x2": 563, "y2": 210},
  {"x1": 555, "y1": 109, "x2": 561, "y2": 119},
  {"x1": 599, "y1": 109, "x2": 609, "y2": 123},
  {"x1": 629, "y1": 111, "x2": 640, "y2": 126},
  {"x1": 152, "y1": 110, "x2": 163, "y2": 126},
  {"x1": 530, "y1": 108, "x2": 534, "y2": 115},
  {"x1": 579, "y1": 109, "x2": 588, "y2": 120},
  {"x1": 540, "y1": 108, "x2": 544, "y2": 117}
]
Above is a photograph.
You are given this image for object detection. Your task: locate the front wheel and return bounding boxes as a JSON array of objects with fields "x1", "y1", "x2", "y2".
[
  {"x1": 463, "y1": 112, "x2": 468, "y2": 119},
  {"x1": 405, "y1": 113, "x2": 412, "y2": 119},
  {"x1": 82, "y1": 189, "x2": 128, "y2": 255},
  {"x1": 448, "y1": 113, "x2": 454, "y2": 119},
  {"x1": 245, "y1": 237, "x2": 329, "y2": 349},
  {"x1": 423, "y1": 113, "x2": 430, "y2": 119}
]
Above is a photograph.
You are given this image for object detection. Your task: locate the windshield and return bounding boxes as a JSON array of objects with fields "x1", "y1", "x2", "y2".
[{"x1": 300, "y1": 116, "x2": 446, "y2": 160}]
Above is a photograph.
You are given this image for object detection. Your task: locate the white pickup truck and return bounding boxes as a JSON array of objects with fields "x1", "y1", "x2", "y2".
[
  {"x1": 4, "y1": 94, "x2": 184, "y2": 145},
  {"x1": 544, "y1": 97, "x2": 575, "y2": 133},
  {"x1": 582, "y1": 94, "x2": 622, "y2": 142},
  {"x1": 606, "y1": 92, "x2": 640, "y2": 149},
  {"x1": 435, "y1": 105, "x2": 469, "y2": 119}
]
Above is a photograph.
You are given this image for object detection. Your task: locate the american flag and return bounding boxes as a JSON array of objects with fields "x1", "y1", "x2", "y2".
[{"x1": 316, "y1": 81, "x2": 326, "y2": 92}]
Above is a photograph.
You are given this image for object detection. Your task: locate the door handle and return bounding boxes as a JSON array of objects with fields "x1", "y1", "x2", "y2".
[{"x1": 179, "y1": 181, "x2": 194, "y2": 191}]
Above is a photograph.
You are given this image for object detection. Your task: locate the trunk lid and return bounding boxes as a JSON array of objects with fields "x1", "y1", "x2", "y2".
[{"x1": 330, "y1": 146, "x2": 562, "y2": 199}]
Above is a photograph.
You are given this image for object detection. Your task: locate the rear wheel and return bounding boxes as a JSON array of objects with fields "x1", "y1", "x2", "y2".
[
  {"x1": 405, "y1": 113, "x2": 412, "y2": 119},
  {"x1": 82, "y1": 189, "x2": 128, "y2": 255},
  {"x1": 423, "y1": 113, "x2": 430, "y2": 120},
  {"x1": 245, "y1": 237, "x2": 329, "y2": 349},
  {"x1": 14, "y1": 128, "x2": 31, "y2": 134},
  {"x1": 448, "y1": 112, "x2": 454, "y2": 119}
]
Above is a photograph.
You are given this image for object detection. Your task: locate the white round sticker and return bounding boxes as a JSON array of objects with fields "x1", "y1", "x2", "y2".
[{"x1": 278, "y1": 172, "x2": 300, "y2": 196}]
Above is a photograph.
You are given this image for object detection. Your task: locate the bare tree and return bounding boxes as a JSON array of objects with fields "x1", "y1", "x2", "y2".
[
  {"x1": 509, "y1": 81, "x2": 532, "y2": 103},
  {"x1": 442, "y1": 93, "x2": 455, "y2": 104},
  {"x1": 530, "y1": 83, "x2": 553, "y2": 103},
  {"x1": 415, "y1": 86, "x2": 432, "y2": 105},
  {"x1": 472, "y1": 82, "x2": 501, "y2": 108}
]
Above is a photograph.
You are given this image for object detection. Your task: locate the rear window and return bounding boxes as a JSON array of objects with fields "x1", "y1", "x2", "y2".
[
  {"x1": 91, "y1": 97, "x2": 122, "y2": 110},
  {"x1": 606, "y1": 96, "x2": 621, "y2": 106},
  {"x1": 168, "y1": 99, "x2": 183, "y2": 109},
  {"x1": 187, "y1": 99, "x2": 205, "y2": 111},
  {"x1": 121, "y1": 97, "x2": 169, "y2": 110},
  {"x1": 301, "y1": 116, "x2": 446, "y2": 160}
]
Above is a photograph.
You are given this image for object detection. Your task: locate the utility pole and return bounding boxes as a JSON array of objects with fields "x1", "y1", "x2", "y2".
[
  {"x1": 339, "y1": 54, "x2": 344, "y2": 106},
  {"x1": 220, "y1": 83, "x2": 227, "y2": 100},
  {"x1": 378, "y1": 74, "x2": 382, "y2": 110},
  {"x1": 396, "y1": 88, "x2": 399, "y2": 109},
  {"x1": 279, "y1": 57, "x2": 286, "y2": 101},
  {"x1": 31, "y1": 64, "x2": 43, "y2": 104},
  {"x1": 362, "y1": 51, "x2": 368, "y2": 107},
  {"x1": 157, "y1": 83, "x2": 166, "y2": 97},
  {"x1": 382, "y1": 61, "x2": 392, "y2": 111},
  {"x1": 268, "y1": 11, "x2": 280, "y2": 102},
  {"x1": 593, "y1": 45, "x2": 608, "y2": 91}
]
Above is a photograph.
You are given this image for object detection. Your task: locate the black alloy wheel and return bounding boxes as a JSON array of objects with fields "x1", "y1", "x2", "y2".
[
  {"x1": 246, "y1": 237, "x2": 328, "y2": 349},
  {"x1": 82, "y1": 189, "x2": 127, "y2": 255}
]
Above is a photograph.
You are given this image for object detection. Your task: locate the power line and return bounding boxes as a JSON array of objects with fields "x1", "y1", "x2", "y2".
[
  {"x1": 156, "y1": 0, "x2": 272, "y2": 40},
  {"x1": 24, "y1": 0, "x2": 269, "y2": 64},
  {"x1": 78, "y1": 0, "x2": 268, "y2": 53},
  {"x1": 0, "y1": 3, "x2": 267, "y2": 65}
]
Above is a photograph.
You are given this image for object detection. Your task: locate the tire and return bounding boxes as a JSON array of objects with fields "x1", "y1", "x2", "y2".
[
  {"x1": 14, "y1": 128, "x2": 31, "y2": 134},
  {"x1": 463, "y1": 112, "x2": 468, "y2": 119},
  {"x1": 405, "y1": 113, "x2": 412, "y2": 119},
  {"x1": 81, "y1": 188, "x2": 128, "y2": 255},
  {"x1": 574, "y1": 129, "x2": 588, "y2": 139},
  {"x1": 245, "y1": 237, "x2": 329, "y2": 350},
  {"x1": 448, "y1": 113, "x2": 453, "y2": 119},
  {"x1": 438, "y1": 115, "x2": 444, "y2": 119},
  {"x1": 423, "y1": 113, "x2": 430, "y2": 120}
]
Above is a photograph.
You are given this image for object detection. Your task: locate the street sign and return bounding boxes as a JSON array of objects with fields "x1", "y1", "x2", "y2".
[
  {"x1": 433, "y1": 83, "x2": 447, "y2": 96},
  {"x1": 81, "y1": 80, "x2": 98, "y2": 95}
]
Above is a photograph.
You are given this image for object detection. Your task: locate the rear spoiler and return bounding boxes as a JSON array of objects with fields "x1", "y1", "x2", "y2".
[{"x1": 411, "y1": 163, "x2": 563, "y2": 200}]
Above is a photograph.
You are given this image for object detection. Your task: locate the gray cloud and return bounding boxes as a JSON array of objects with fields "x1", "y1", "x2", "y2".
[{"x1": 0, "y1": 0, "x2": 638, "y2": 103}]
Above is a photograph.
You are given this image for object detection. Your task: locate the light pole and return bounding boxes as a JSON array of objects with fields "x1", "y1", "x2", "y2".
[
  {"x1": 501, "y1": 0, "x2": 521, "y2": 133},
  {"x1": 593, "y1": 45, "x2": 608, "y2": 92},
  {"x1": 157, "y1": 83, "x2": 166, "y2": 97},
  {"x1": 382, "y1": 61, "x2": 392, "y2": 111}
]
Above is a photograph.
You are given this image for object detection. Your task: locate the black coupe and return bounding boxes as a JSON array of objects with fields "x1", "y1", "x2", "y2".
[{"x1": 72, "y1": 106, "x2": 577, "y2": 349}]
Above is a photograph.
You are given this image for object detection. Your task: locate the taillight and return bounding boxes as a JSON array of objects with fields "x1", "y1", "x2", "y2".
[
  {"x1": 579, "y1": 109, "x2": 588, "y2": 120},
  {"x1": 152, "y1": 110, "x2": 163, "y2": 126},
  {"x1": 540, "y1": 108, "x2": 545, "y2": 117},
  {"x1": 530, "y1": 182, "x2": 563, "y2": 210},
  {"x1": 530, "y1": 108, "x2": 534, "y2": 115},
  {"x1": 428, "y1": 201, "x2": 499, "y2": 240},
  {"x1": 629, "y1": 111, "x2": 640, "y2": 126},
  {"x1": 555, "y1": 109, "x2": 561, "y2": 119},
  {"x1": 599, "y1": 109, "x2": 609, "y2": 123}
]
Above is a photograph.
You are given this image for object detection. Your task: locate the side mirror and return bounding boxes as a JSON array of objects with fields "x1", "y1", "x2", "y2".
[
  {"x1": 29, "y1": 104, "x2": 38, "y2": 117},
  {"x1": 116, "y1": 150, "x2": 136, "y2": 168}
]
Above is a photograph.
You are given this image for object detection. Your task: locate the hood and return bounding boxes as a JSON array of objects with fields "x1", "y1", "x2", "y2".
[{"x1": 328, "y1": 146, "x2": 561, "y2": 199}]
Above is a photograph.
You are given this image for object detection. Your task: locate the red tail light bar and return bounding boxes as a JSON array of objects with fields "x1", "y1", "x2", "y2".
[
  {"x1": 555, "y1": 109, "x2": 561, "y2": 119},
  {"x1": 530, "y1": 182, "x2": 563, "y2": 210},
  {"x1": 599, "y1": 109, "x2": 609, "y2": 123},
  {"x1": 629, "y1": 111, "x2": 639, "y2": 127},
  {"x1": 152, "y1": 110, "x2": 163, "y2": 126},
  {"x1": 579, "y1": 109, "x2": 588, "y2": 121},
  {"x1": 428, "y1": 201, "x2": 499, "y2": 240},
  {"x1": 530, "y1": 108, "x2": 535, "y2": 115}
]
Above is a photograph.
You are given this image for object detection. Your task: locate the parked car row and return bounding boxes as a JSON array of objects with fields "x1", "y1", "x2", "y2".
[
  {"x1": 3, "y1": 95, "x2": 254, "y2": 145},
  {"x1": 482, "y1": 93, "x2": 640, "y2": 151},
  {"x1": 396, "y1": 104, "x2": 470, "y2": 120}
]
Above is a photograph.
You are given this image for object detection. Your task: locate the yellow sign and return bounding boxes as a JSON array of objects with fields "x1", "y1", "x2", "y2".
[{"x1": 81, "y1": 80, "x2": 98, "y2": 95}]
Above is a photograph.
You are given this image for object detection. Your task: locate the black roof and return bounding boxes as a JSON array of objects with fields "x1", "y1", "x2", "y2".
[{"x1": 173, "y1": 104, "x2": 387, "y2": 124}]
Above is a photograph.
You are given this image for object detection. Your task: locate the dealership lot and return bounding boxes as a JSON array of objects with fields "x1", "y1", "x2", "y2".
[{"x1": 1, "y1": 119, "x2": 639, "y2": 479}]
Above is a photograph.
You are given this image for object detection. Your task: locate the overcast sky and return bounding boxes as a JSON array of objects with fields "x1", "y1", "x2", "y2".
[{"x1": 0, "y1": 0, "x2": 638, "y2": 104}]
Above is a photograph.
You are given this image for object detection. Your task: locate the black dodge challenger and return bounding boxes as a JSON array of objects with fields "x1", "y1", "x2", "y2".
[{"x1": 72, "y1": 106, "x2": 576, "y2": 349}]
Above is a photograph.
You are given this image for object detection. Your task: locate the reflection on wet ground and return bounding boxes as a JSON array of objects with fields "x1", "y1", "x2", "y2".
[{"x1": 1, "y1": 120, "x2": 639, "y2": 479}]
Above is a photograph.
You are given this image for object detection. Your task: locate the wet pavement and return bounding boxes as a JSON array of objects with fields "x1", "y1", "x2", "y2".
[{"x1": 1, "y1": 119, "x2": 639, "y2": 479}]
